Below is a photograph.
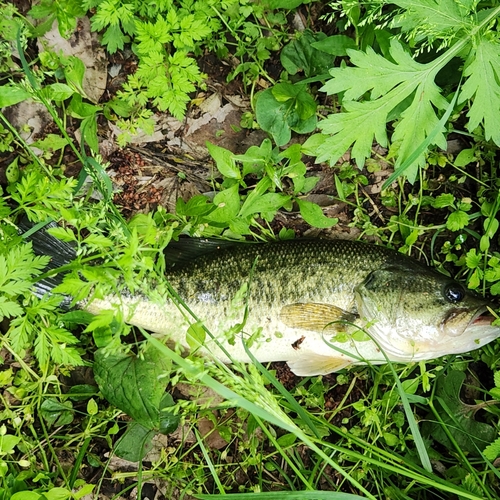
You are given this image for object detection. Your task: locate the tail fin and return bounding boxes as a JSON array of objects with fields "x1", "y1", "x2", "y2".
[{"x1": 18, "y1": 219, "x2": 77, "y2": 305}]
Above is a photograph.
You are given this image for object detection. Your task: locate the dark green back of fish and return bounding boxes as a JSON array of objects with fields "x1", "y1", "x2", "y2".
[{"x1": 166, "y1": 239, "x2": 423, "y2": 309}]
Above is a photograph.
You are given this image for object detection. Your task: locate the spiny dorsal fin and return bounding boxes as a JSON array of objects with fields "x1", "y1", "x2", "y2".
[
  {"x1": 280, "y1": 302, "x2": 357, "y2": 333},
  {"x1": 165, "y1": 237, "x2": 255, "y2": 268}
]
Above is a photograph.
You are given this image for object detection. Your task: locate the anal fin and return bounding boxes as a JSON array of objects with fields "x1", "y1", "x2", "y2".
[{"x1": 287, "y1": 353, "x2": 353, "y2": 376}]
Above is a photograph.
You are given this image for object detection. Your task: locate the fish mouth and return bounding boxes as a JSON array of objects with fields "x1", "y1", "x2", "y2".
[
  {"x1": 469, "y1": 307, "x2": 495, "y2": 328},
  {"x1": 443, "y1": 306, "x2": 494, "y2": 337}
]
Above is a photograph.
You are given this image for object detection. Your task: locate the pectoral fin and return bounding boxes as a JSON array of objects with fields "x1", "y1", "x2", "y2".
[
  {"x1": 287, "y1": 353, "x2": 353, "y2": 376},
  {"x1": 280, "y1": 303, "x2": 357, "y2": 333}
]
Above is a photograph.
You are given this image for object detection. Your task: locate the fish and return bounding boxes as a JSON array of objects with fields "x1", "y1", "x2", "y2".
[{"x1": 25, "y1": 224, "x2": 500, "y2": 376}]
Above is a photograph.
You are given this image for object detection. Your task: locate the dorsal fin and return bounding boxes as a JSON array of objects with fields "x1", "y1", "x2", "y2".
[{"x1": 165, "y1": 238, "x2": 253, "y2": 268}]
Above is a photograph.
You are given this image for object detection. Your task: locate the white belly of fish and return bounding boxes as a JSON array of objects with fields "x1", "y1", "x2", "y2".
[{"x1": 82, "y1": 294, "x2": 391, "y2": 376}]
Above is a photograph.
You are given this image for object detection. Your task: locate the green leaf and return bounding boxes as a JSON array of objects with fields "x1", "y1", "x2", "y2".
[
  {"x1": 296, "y1": 199, "x2": 337, "y2": 228},
  {"x1": 40, "y1": 399, "x2": 74, "y2": 428},
  {"x1": 460, "y1": 38, "x2": 500, "y2": 145},
  {"x1": 0, "y1": 85, "x2": 30, "y2": 107},
  {"x1": 256, "y1": 87, "x2": 317, "y2": 147},
  {"x1": 446, "y1": 210, "x2": 469, "y2": 231},
  {"x1": 43, "y1": 487, "x2": 72, "y2": 500},
  {"x1": 63, "y1": 56, "x2": 87, "y2": 97},
  {"x1": 0, "y1": 434, "x2": 20, "y2": 454},
  {"x1": 454, "y1": 148, "x2": 475, "y2": 167},
  {"x1": 280, "y1": 30, "x2": 333, "y2": 78},
  {"x1": 101, "y1": 24, "x2": 127, "y2": 54},
  {"x1": 311, "y1": 35, "x2": 357, "y2": 57},
  {"x1": 186, "y1": 321, "x2": 206, "y2": 350},
  {"x1": 205, "y1": 184, "x2": 240, "y2": 224},
  {"x1": 483, "y1": 436, "x2": 500, "y2": 461},
  {"x1": 465, "y1": 249, "x2": 481, "y2": 269},
  {"x1": 306, "y1": 39, "x2": 448, "y2": 178},
  {"x1": 11, "y1": 493, "x2": 41, "y2": 500},
  {"x1": 432, "y1": 193, "x2": 455, "y2": 208},
  {"x1": 392, "y1": 0, "x2": 472, "y2": 41},
  {"x1": 93, "y1": 347, "x2": 172, "y2": 431},
  {"x1": 113, "y1": 422, "x2": 155, "y2": 462},
  {"x1": 44, "y1": 83, "x2": 75, "y2": 101},
  {"x1": 424, "y1": 370, "x2": 496, "y2": 455},
  {"x1": 206, "y1": 142, "x2": 240, "y2": 179}
]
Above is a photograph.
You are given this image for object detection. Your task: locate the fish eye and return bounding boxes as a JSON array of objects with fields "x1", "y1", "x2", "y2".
[{"x1": 444, "y1": 283, "x2": 465, "y2": 303}]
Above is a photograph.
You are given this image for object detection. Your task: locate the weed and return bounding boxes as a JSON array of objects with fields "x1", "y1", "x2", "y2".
[{"x1": 305, "y1": 1, "x2": 500, "y2": 184}]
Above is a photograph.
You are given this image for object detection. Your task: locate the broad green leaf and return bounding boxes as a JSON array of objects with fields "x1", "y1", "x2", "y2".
[
  {"x1": 42, "y1": 487, "x2": 71, "y2": 500},
  {"x1": 256, "y1": 87, "x2": 317, "y2": 146},
  {"x1": 311, "y1": 35, "x2": 357, "y2": 57},
  {"x1": 205, "y1": 184, "x2": 240, "y2": 223},
  {"x1": 454, "y1": 148, "x2": 475, "y2": 167},
  {"x1": 459, "y1": 38, "x2": 500, "y2": 145},
  {"x1": 280, "y1": 30, "x2": 333, "y2": 78},
  {"x1": 40, "y1": 399, "x2": 74, "y2": 427},
  {"x1": 63, "y1": 56, "x2": 87, "y2": 97},
  {"x1": 11, "y1": 493, "x2": 41, "y2": 500},
  {"x1": 93, "y1": 347, "x2": 172, "y2": 431},
  {"x1": 297, "y1": 199, "x2": 337, "y2": 228},
  {"x1": 240, "y1": 193, "x2": 290, "y2": 219},
  {"x1": 113, "y1": 422, "x2": 156, "y2": 462},
  {"x1": 44, "y1": 83, "x2": 75, "y2": 101},
  {"x1": 0, "y1": 85, "x2": 30, "y2": 107},
  {"x1": 177, "y1": 195, "x2": 213, "y2": 217},
  {"x1": 256, "y1": 89, "x2": 292, "y2": 146},
  {"x1": 0, "y1": 434, "x2": 20, "y2": 454},
  {"x1": 206, "y1": 142, "x2": 240, "y2": 179},
  {"x1": 424, "y1": 370, "x2": 496, "y2": 455}
]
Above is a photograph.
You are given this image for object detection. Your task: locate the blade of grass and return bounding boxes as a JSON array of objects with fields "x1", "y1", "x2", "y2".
[
  {"x1": 144, "y1": 333, "x2": 376, "y2": 499},
  {"x1": 194, "y1": 428, "x2": 226, "y2": 494},
  {"x1": 195, "y1": 493, "x2": 367, "y2": 499}
]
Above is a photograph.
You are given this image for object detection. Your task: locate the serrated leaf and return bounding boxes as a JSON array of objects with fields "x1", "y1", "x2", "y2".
[
  {"x1": 446, "y1": 210, "x2": 469, "y2": 231},
  {"x1": 465, "y1": 249, "x2": 481, "y2": 269},
  {"x1": 483, "y1": 435, "x2": 500, "y2": 461},
  {"x1": 308, "y1": 39, "x2": 449, "y2": 178},
  {"x1": 392, "y1": 0, "x2": 472, "y2": 41},
  {"x1": 432, "y1": 193, "x2": 455, "y2": 208},
  {"x1": 460, "y1": 38, "x2": 500, "y2": 145}
]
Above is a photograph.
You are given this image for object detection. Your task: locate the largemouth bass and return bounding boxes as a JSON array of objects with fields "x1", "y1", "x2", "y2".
[{"x1": 28, "y1": 228, "x2": 500, "y2": 376}]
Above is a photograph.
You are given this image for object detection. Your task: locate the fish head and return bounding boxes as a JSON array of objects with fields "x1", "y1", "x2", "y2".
[{"x1": 354, "y1": 263, "x2": 500, "y2": 362}]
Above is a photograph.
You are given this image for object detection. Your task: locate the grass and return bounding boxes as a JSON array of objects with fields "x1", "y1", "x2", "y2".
[{"x1": 1, "y1": 1, "x2": 500, "y2": 499}]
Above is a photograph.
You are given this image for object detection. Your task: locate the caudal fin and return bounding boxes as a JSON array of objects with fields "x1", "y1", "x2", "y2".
[{"x1": 18, "y1": 219, "x2": 77, "y2": 302}]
